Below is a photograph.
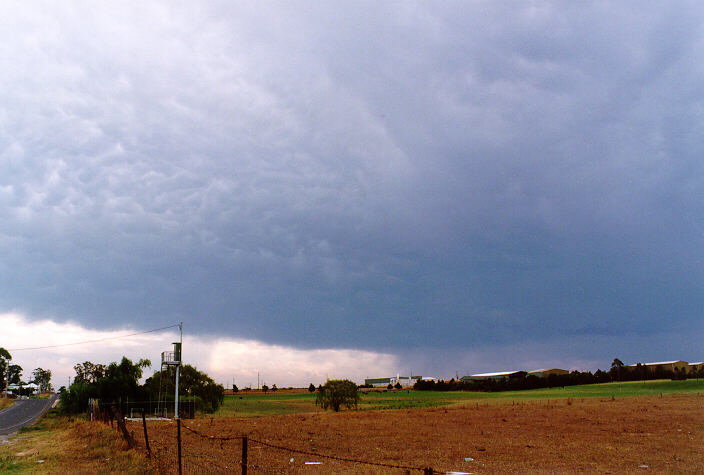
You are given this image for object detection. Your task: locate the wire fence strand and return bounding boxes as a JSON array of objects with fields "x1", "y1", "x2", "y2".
[
  {"x1": 248, "y1": 436, "x2": 426, "y2": 472},
  {"x1": 180, "y1": 420, "x2": 427, "y2": 472},
  {"x1": 181, "y1": 421, "x2": 244, "y2": 441}
]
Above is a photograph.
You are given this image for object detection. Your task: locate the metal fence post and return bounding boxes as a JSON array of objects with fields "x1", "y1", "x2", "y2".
[
  {"x1": 241, "y1": 436, "x2": 248, "y2": 475},
  {"x1": 177, "y1": 418, "x2": 182, "y2": 475}
]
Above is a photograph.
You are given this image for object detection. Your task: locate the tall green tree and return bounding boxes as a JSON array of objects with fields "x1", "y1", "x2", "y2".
[
  {"x1": 144, "y1": 364, "x2": 224, "y2": 413},
  {"x1": 32, "y1": 368, "x2": 53, "y2": 392},
  {"x1": 610, "y1": 358, "x2": 625, "y2": 381},
  {"x1": 96, "y1": 357, "x2": 150, "y2": 402},
  {"x1": 61, "y1": 357, "x2": 150, "y2": 413},
  {"x1": 0, "y1": 347, "x2": 11, "y2": 391},
  {"x1": 73, "y1": 361, "x2": 106, "y2": 384},
  {"x1": 7, "y1": 365, "x2": 22, "y2": 386}
]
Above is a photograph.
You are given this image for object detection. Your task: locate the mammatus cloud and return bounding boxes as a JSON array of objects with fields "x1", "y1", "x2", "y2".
[
  {"x1": 0, "y1": 2, "x2": 702, "y2": 368},
  {"x1": 0, "y1": 313, "x2": 398, "y2": 388}
]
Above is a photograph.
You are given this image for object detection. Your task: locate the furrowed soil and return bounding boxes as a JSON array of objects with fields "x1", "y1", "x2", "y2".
[{"x1": 131, "y1": 393, "x2": 704, "y2": 474}]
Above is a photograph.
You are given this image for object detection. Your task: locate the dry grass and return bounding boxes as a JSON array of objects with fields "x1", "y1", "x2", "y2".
[
  {"x1": 133, "y1": 393, "x2": 704, "y2": 473},
  {"x1": 0, "y1": 398, "x2": 14, "y2": 411},
  {"x1": 0, "y1": 410, "x2": 151, "y2": 473},
  {"x1": 0, "y1": 397, "x2": 15, "y2": 411}
]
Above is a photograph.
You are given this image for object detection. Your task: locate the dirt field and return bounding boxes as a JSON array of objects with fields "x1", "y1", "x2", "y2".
[{"x1": 130, "y1": 393, "x2": 704, "y2": 473}]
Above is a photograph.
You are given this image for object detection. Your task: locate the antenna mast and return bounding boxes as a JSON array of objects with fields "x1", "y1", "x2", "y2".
[{"x1": 175, "y1": 322, "x2": 182, "y2": 418}]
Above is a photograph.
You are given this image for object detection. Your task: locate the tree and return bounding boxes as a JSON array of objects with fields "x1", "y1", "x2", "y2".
[
  {"x1": 32, "y1": 368, "x2": 52, "y2": 392},
  {"x1": 0, "y1": 347, "x2": 12, "y2": 391},
  {"x1": 308, "y1": 383, "x2": 316, "y2": 393},
  {"x1": 143, "y1": 364, "x2": 224, "y2": 413},
  {"x1": 73, "y1": 361, "x2": 106, "y2": 384},
  {"x1": 610, "y1": 358, "x2": 625, "y2": 381},
  {"x1": 316, "y1": 379, "x2": 359, "y2": 412},
  {"x1": 96, "y1": 357, "x2": 150, "y2": 403},
  {"x1": 61, "y1": 356, "x2": 150, "y2": 413},
  {"x1": 262, "y1": 384, "x2": 269, "y2": 393},
  {"x1": 7, "y1": 365, "x2": 22, "y2": 386},
  {"x1": 232, "y1": 384, "x2": 239, "y2": 393},
  {"x1": 271, "y1": 384, "x2": 278, "y2": 392},
  {"x1": 394, "y1": 382, "x2": 402, "y2": 390}
]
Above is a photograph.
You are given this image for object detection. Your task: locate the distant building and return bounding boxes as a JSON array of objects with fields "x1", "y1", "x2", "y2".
[
  {"x1": 461, "y1": 371, "x2": 525, "y2": 382},
  {"x1": 6, "y1": 384, "x2": 20, "y2": 396},
  {"x1": 687, "y1": 362, "x2": 704, "y2": 374},
  {"x1": 6, "y1": 382, "x2": 39, "y2": 396},
  {"x1": 364, "y1": 375, "x2": 421, "y2": 387},
  {"x1": 626, "y1": 360, "x2": 689, "y2": 373},
  {"x1": 528, "y1": 368, "x2": 569, "y2": 378}
]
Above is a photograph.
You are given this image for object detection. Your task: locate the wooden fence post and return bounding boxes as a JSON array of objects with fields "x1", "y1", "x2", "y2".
[
  {"x1": 177, "y1": 418, "x2": 182, "y2": 475},
  {"x1": 241, "y1": 436, "x2": 248, "y2": 475},
  {"x1": 142, "y1": 410, "x2": 151, "y2": 458},
  {"x1": 111, "y1": 405, "x2": 136, "y2": 449}
]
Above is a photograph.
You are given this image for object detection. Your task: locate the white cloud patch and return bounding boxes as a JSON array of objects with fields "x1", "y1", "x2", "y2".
[{"x1": 1, "y1": 313, "x2": 398, "y2": 388}]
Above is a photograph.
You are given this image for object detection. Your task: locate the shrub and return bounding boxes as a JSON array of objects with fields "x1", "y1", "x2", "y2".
[{"x1": 316, "y1": 379, "x2": 360, "y2": 412}]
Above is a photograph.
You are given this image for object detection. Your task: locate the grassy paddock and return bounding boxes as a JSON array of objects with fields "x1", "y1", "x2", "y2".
[{"x1": 216, "y1": 379, "x2": 704, "y2": 417}]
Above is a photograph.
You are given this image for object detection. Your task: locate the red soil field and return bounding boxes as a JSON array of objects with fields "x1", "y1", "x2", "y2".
[{"x1": 131, "y1": 393, "x2": 704, "y2": 473}]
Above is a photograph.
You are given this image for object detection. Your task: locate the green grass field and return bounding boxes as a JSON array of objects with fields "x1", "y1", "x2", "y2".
[{"x1": 215, "y1": 379, "x2": 704, "y2": 417}]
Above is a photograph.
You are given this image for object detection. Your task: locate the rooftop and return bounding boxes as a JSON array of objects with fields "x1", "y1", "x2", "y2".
[
  {"x1": 470, "y1": 371, "x2": 522, "y2": 377},
  {"x1": 627, "y1": 360, "x2": 686, "y2": 367}
]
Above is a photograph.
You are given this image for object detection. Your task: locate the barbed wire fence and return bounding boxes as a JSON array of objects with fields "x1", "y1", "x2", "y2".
[{"x1": 112, "y1": 413, "x2": 443, "y2": 474}]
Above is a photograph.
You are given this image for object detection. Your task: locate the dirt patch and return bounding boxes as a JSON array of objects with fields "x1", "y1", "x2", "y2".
[{"x1": 130, "y1": 393, "x2": 704, "y2": 473}]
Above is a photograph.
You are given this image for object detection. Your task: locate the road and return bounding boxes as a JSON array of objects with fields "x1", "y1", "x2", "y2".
[{"x1": 0, "y1": 394, "x2": 57, "y2": 435}]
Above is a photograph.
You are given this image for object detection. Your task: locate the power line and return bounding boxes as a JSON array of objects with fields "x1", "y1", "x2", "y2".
[{"x1": 7, "y1": 323, "x2": 181, "y2": 351}]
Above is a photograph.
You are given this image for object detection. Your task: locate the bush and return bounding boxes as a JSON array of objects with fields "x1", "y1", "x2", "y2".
[
  {"x1": 308, "y1": 383, "x2": 316, "y2": 392},
  {"x1": 316, "y1": 379, "x2": 360, "y2": 412},
  {"x1": 60, "y1": 381, "x2": 95, "y2": 414}
]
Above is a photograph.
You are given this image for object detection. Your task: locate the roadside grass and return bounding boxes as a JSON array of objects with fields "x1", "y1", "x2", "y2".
[
  {"x1": 0, "y1": 398, "x2": 14, "y2": 411},
  {"x1": 0, "y1": 409, "x2": 151, "y2": 473},
  {"x1": 215, "y1": 379, "x2": 704, "y2": 417}
]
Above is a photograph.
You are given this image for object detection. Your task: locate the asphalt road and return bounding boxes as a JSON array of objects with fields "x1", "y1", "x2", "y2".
[{"x1": 0, "y1": 394, "x2": 57, "y2": 435}]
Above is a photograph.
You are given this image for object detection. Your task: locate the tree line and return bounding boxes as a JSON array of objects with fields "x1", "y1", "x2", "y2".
[
  {"x1": 60, "y1": 356, "x2": 224, "y2": 414},
  {"x1": 414, "y1": 358, "x2": 704, "y2": 392},
  {"x1": 0, "y1": 347, "x2": 52, "y2": 395}
]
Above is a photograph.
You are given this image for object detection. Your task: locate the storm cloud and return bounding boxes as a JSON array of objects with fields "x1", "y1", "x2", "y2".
[{"x1": 1, "y1": 2, "x2": 702, "y2": 377}]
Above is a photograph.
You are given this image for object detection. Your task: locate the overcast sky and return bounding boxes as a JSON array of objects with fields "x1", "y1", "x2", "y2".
[{"x1": 1, "y1": 2, "x2": 702, "y2": 386}]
